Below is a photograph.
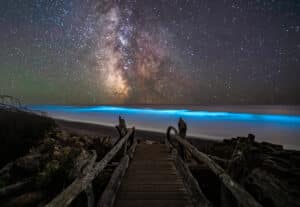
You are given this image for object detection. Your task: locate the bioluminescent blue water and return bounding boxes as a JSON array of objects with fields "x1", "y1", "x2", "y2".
[{"x1": 28, "y1": 105, "x2": 300, "y2": 150}]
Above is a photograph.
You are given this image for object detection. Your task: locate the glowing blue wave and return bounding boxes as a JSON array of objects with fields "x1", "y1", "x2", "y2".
[{"x1": 28, "y1": 105, "x2": 300, "y2": 124}]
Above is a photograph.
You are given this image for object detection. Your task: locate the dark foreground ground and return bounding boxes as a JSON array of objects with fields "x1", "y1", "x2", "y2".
[{"x1": 1, "y1": 109, "x2": 300, "y2": 207}]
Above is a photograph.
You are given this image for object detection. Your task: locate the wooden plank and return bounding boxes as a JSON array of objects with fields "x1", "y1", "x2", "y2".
[
  {"x1": 130, "y1": 162, "x2": 174, "y2": 166},
  {"x1": 121, "y1": 180, "x2": 184, "y2": 185},
  {"x1": 115, "y1": 144, "x2": 193, "y2": 207},
  {"x1": 125, "y1": 170, "x2": 177, "y2": 175},
  {"x1": 117, "y1": 192, "x2": 189, "y2": 200},
  {"x1": 125, "y1": 174, "x2": 180, "y2": 180},
  {"x1": 115, "y1": 199, "x2": 193, "y2": 207},
  {"x1": 119, "y1": 186, "x2": 187, "y2": 192}
]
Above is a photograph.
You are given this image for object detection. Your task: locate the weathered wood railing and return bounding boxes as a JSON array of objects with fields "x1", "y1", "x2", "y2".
[
  {"x1": 97, "y1": 136, "x2": 137, "y2": 207},
  {"x1": 166, "y1": 122, "x2": 263, "y2": 207},
  {"x1": 45, "y1": 125, "x2": 135, "y2": 207},
  {"x1": 165, "y1": 126, "x2": 212, "y2": 207}
]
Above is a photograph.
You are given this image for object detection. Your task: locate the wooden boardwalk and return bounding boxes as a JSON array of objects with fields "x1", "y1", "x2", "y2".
[
  {"x1": 44, "y1": 118, "x2": 262, "y2": 207},
  {"x1": 114, "y1": 143, "x2": 193, "y2": 207}
]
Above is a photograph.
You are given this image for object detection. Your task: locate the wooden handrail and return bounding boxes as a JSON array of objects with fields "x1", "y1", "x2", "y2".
[
  {"x1": 166, "y1": 127, "x2": 262, "y2": 207},
  {"x1": 45, "y1": 128, "x2": 135, "y2": 207},
  {"x1": 165, "y1": 135, "x2": 212, "y2": 207}
]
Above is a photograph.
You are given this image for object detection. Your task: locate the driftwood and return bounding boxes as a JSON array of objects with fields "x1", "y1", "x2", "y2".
[
  {"x1": 166, "y1": 140, "x2": 211, "y2": 207},
  {"x1": 45, "y1": 128, "x2": 135, "y2": 207},
  {"x1": 0, "y1": 178, "x2": 32, "y2": 197}
]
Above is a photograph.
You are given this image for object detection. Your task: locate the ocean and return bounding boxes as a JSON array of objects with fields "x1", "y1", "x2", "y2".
[{"x1": 28, "y1": 105, "x2": 300, "y2": 150}]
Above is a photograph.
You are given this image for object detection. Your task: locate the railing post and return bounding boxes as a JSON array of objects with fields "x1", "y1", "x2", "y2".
[
  {"x1": 116, "y1": 116, "x2": 128, "y2": 140},
  {"x1": 116, "y1": 116, "x2": 130, "y2": 156},
  {"x1": 166, "y1": 126, "x2": 178, "y2": 152},
  {"x1": 178, "y1": 117, "x2": 187, "y2": 161}
]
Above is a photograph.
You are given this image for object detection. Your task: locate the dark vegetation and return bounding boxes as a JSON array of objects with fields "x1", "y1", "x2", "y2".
[
  {"x1": 0, "y1": 109, "x2": 114, "y2": 207},
  {"x1": 0, "y1": 109, "x2": 55, "y2": 167},
  {"x1": 192, "y1": 136, "x2": 300, "y2": 207}
]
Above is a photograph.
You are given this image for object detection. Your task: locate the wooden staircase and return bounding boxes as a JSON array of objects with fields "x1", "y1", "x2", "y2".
[{"x1": 114, "y1": 143, "x2": 193, "y2": 207}]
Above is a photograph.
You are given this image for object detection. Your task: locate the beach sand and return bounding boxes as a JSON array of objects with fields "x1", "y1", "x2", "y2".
[{"x1": 55, "y1": 118, "x2": 218, "y2": 147}]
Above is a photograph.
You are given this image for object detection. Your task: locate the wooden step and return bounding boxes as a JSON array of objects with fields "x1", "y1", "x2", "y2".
[
  {"x1": 115, "y1": 199, "x2": 193, "y2": 207},
  {"x1": 114, "y1": 143, "x2": 193, "y2": 207},
  {"x1": 119, "y1": 184, "x2": 187, "y2": 192}
]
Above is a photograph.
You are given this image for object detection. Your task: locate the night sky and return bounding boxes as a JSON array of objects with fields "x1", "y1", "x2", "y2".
[{"x1": 0, "y1": 0, "x2": 299, "y2": 105}]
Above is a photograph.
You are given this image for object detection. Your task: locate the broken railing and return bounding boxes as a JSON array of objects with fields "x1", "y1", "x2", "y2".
[
  {"x1": 166, "y1": 123, "x2": 263, "y2": 207},
  {"x1": 45, "y1": 122, "x2": 135, "y2": 207},
  {"x1": 0, "y1": 95, "x2": 22, "y2": 111},
  {"x1": 0, "y1": 95, "x2": 47, "y2": 116}
]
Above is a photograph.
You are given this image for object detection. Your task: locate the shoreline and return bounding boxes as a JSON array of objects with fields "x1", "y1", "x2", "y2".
[
  {"x1": 55, "y1": 118, "x2": 219, "y2": 146},
  {"x1": 28, "y1": 105, "x2": 300, "y2": 150},
  {"x1": 55, "y1": 118, "x2": 300, "y2": 151}
]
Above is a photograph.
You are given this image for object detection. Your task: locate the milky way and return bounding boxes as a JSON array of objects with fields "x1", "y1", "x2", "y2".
[
  {"x1": 92, "y1": 0, "x2": 186, "y2": 103},
  {"x1": 0, "y1": 0, "x2": 299, "y2": 104}
]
